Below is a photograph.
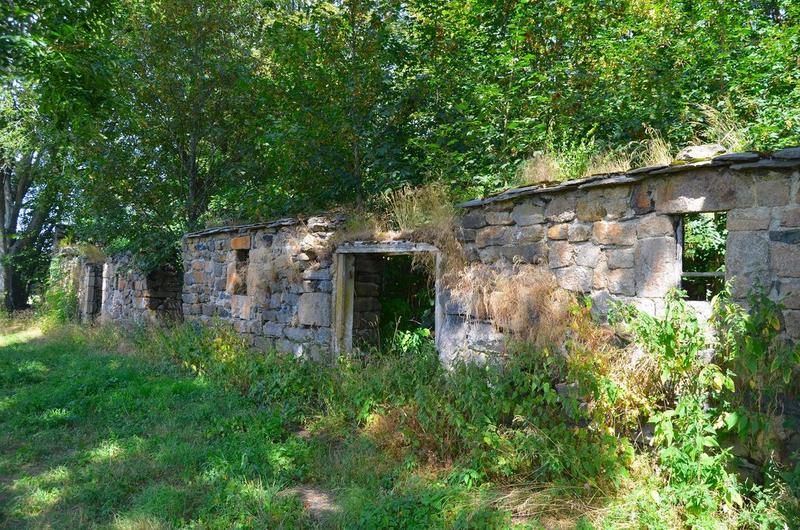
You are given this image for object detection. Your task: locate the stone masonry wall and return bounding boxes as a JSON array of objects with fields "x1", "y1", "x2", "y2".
[
  {"x1": 441, "y1": 155, "x2": 800, "y2": 362},
  {"x1": 182, "y1": 216, "x2": 343, "y2": 360},
  {"x1": 51, "y1": 247, "x2": 104, "y2": 323},
  {"x1": 101, "y1": 253, "x2": 182, "y2": 324}
]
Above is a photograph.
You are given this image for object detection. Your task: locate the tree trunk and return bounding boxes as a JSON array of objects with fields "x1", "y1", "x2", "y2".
[{"x1": 2, "y1": 262, "x2": 27, "y2": 311}]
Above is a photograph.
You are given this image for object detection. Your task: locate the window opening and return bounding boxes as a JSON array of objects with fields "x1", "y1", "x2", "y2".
[{"x1": 679, "y1": 212, "x2": 727, "y2": 301}]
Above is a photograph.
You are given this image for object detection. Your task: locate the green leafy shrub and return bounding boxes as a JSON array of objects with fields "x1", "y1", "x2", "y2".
[
  {"x1": 611, "y1": 288, "x2": 797, "y2": 527},
  {"x1": 39, "y1": 256, "x2": 79, "y2": 324},
  {"x1": 713, "y1": 286, "x2": 800, "y2": 452}
]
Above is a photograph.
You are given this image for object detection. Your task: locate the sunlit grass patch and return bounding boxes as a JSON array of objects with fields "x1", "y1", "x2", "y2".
[{"x1": 0, "y1": 324, "x2": 42, "y2": 348}]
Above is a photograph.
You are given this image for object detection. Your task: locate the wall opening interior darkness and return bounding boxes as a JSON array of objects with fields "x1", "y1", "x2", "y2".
[
  {"x1": 679, "y1": 212, "x2": 727, "y2": 301},
  {"x1": 232, "y1": 249, "x2": 249, "y2": 295},
  {"x1": 351, "y1": 253, "x2": 435, "y2": 352}
]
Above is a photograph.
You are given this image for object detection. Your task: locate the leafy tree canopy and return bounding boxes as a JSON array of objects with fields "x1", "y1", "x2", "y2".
[{"x1": 2, "y1": 0, "x2": 800, "y2": 279}]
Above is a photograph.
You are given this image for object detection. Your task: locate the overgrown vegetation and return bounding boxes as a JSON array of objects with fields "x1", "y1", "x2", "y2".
[
  {"x1": 5, "y1": 0, "x2": 800, "y2": 296},
  {"x1": 5, "y1": 277, "x2": 798, "y2": 527}
]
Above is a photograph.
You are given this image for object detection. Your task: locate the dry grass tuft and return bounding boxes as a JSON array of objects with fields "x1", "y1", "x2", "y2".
[
  {"x1": 329, "y1": 183, "x2": 465, "y2": 278},
  {"x1": 448, "y1": 261, "x2": 574, "y2": 347},
  {"x1": 637, "y1": 125, "x2": 673, "y2": 167},
  {"x1": 695, "y1": 103, "x2": 750, "y2": 152},
  {"x1": 584, "y1": 150, "x2": 632, "y2": 176},
  {"x1": 363, "y1": 410, "x2": 408, "y2": 456},
  {"x1": 516, "y1": 154, "x2": 562, "y2": 186}
]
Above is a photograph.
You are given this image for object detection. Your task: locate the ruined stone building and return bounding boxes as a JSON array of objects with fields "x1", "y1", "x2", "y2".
[
  {"x1": 180, "y1": 147, "x2": 800, "y2": 363},
  {"x1": 59, "y1": 147, "x2": 800, "y2": 364}
]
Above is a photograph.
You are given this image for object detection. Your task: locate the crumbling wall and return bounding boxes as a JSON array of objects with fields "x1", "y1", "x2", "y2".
[
  {"x1": 50, "y1": 247, "x2": 104, "y2": 322},
  {"x1": 101, "y1": 253, "x2": 182, "y2": 324},
  {"x1": 443, "y1": 152, "x2": 800, "y2": 362},
  {"x1": 181, "y1": 216, "x2": 343, "y2": 359}
]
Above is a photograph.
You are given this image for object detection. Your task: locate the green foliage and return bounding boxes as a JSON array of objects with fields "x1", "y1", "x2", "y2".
[
  {"x1": 683, "y1": 213, "x2": 728, "y2": 274},
  {"x1": 39, "y1": 255, "x2": 78, "y2": 324},
  {"x1": 612, "y1": 288, "x2": 797, "y2": 527},
  {"x1": 713, "y1": 287, "x2": 800, "y2": 454}
]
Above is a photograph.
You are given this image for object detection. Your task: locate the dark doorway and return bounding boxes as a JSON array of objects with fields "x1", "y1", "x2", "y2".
[{"x1": 333, "y1": 242, "x2": 441, "y2": 355}]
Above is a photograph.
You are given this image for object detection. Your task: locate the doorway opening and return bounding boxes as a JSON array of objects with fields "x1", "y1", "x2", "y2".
[{"x1": 332, "y1": 242, "x2": 441, "y2": 355}]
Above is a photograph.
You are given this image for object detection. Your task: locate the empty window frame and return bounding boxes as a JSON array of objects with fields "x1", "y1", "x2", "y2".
[{"x1": 678, "y1": 212, "x2": 727, "y2": 301}]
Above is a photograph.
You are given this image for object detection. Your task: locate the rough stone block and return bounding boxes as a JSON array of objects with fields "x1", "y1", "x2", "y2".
[
  {"x1": 465, "y1": 321, "x2": 505, "y2": 353},
  {"x1": 776, "y1": 279, "x2": 800, "y2": 310},
  {"x1": 475, "y1": 226, "x2": 509, "y2": 248},
  {"x1": 576, "y1": 199, "x2": 606, "y2": 222},
  {"x1": 770, "y1": 229, "x2": 800, "y2": 244},
  {"x1": 477, "y1": 246, "x2": 502, "y2": 263},
  {"x1": 547, "y1": 223, "x2": 569, "y2": 240},
  {"x1": 510, "y1": 225, "x2": 545, "y2": 244},
  {"x1": 568, "y1": 223, "x2": 592, "y2": 242},
  {"x1": 635, "y1": 236, "x2": 678, "y2": 297},
  {"x1": 574, "y1": 244, "x2": 601, "y2": 268},
  {"x1": 781, "y1": 207, "x2": 800, "y2": 227},
  {"x1": 298, "y1": 292, "x2": 332, "y2": 326},
  {"x1": 607, "y1": 268, "x2": 636, "y2": 296},
  {"x1": 549, "y1": 241, "x2": 574, "y2": 269},
  {"x1": 656, "y1": 171, "x2": 755, "y2": 213},
  {"x1": 771, "y1": 243, "x2": 800, "y2": 278},
  {"x1": 285, "y1": 326, "x2": 315, "y2": 342},
  {"x1": 728, "y1": 207, "x2": 773, "y2": 231},
  {"x1": 486, "y1": 211, "x2": 514, "y2": 225},
  {"x1": 593, "y1": 221, "x2": 637, "y2": 246},
  {"x1": 457, "y1": 228, "x2": 477, "y2": 242},
  {"x1": 783, "y1": 311, "x2": 800, "y2": 341},
  {"x1": 545, "y1": 195, "x2": 576, "y2": 223},
  {"x1": 231, "y1": 236, "x2": 251, "y2": 250},
  {"x1": 606, "y1": 248, "x2": 634, "y2": 269},
  {"x1": 637, "y1": 214, "x2": 676, "y2": 239},
  {"x1": 754, "y1": 174, "x2": 792, "y2": 207},
  {"x1": 182, "y1": 293, "x2": 197, "y2": 304},
  {"x1": 231, "y1": 295, "x2": 251, "y2": 320},
  {"x1": 555, "y1": 266, "x2": 593, "y2": 293},
  {"x1": 499, "y1": 243, "x2": 547, "y2": 264},
  {"x1": 302, "y1": 267, "x2": 329, "y2": 280},
  {"x1": 785, "y1": 310, "x2": 800, "y2": 340},
  {"x1": 631, "y1": 183, "x2": 655, "y2": 214},
  {"x1": 511, "y1": 203, "x2": 545, "y2": 226},
  {"x1": 461, "y1": 212, "x2": 487, "y2": 229}
]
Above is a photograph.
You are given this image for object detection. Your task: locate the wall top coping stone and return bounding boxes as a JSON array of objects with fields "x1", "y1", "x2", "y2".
[
  {"x1": 184, "y1": 217, "x2": 299, "y2": 240},
  {"x1": 457, "y1": 147, "x2": 800, "y2": 209},
  {"x1": 184, "y1": 213, "x2": 350, "y2": 240},
  {"x1": 336, "y1": 241, "x2": 439, "y2": 254}
]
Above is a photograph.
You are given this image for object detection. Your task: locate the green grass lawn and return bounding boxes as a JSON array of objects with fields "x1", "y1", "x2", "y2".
[
  {"x1": 0, "y1": 324, "x2": 320, "y2": 528},
  {"x1": 6, "y1": 320, "x2": 792, "y2": 529},
  {"x1": 0, "y1": 324, "x2": 518, "y2": 529}
]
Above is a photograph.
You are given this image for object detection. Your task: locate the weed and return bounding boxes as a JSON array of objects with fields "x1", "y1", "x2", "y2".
[{"x1": 695, "y1": 102, "x2": 751, "y2": 152}]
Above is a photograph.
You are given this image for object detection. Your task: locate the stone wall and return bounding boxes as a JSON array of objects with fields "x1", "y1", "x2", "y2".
[
  {"x1": 182, "y1": 217, "x2": 343, "y2": 360},
  {"x1": 352, "y1": 254, "x2": 383, "y2": 347},
  {"x1": 444, "y1": 149, "x2": 800, "y2": 360},
  {"x1": 178, "y1": 149, "x2": 800, "y2": 365},
  {"x1": 100, "y1": 253, "x2": 182, "y2": 324},
  {"x1": 51, "y1": 248, "x2": 104, "y2": 322}
]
